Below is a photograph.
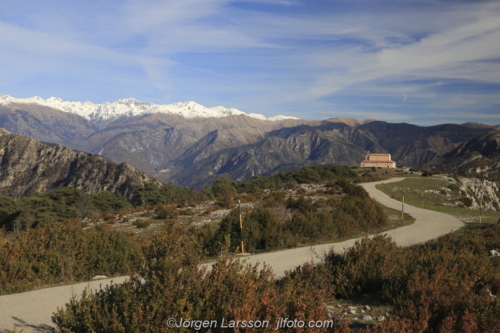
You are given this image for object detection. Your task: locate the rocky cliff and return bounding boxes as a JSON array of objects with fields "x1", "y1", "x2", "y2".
[
  {"x1": 0, "y1": 129, "x2": 160, "y2": 198},
  {"x1": 427, "y1": 130, "x2": 500, "y2": 181},
  {"x1": 457, "y1": 177, "x2": 500, "y2": 211}
]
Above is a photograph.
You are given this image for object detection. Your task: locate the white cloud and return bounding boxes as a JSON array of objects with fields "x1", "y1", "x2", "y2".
[{"x1": 300, "y1": 2, "x2": 500, "y2": 101}]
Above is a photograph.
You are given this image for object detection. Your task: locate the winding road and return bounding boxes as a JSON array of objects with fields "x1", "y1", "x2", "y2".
[{"x1": 0, "y1": 177, "x2": 464, "y2": 333}]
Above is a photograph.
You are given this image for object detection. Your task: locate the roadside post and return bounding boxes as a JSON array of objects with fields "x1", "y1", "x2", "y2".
[
  {"x1": 239, "y1": 200, "x2": 245, "y2": 254},
  {"x1": 479, "y1": 199, "x2": 483, "y2": 224},
  {"x1": 401, "y1": 192, "x2": 405, "y2": 224}
]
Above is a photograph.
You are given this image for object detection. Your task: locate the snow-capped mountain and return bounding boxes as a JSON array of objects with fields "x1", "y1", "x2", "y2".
[{"x1": 0, "y1": 94, "x2": 297, "y2": 124}]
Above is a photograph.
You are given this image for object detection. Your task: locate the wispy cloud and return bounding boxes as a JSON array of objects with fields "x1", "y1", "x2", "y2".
[{"x1": 0, "y1": 0, "x2": 498, "y2": 124}]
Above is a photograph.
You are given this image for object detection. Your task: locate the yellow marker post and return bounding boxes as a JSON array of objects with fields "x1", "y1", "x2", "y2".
[
  {"x1": 479, "y1": 199, "x2": 483, "y2": 224},
  {"x1": 239, "y1": 200, "x2": 245, "y2": 254},
  {"x1": 401, "y1": 194, "x2": 405, "y2": 223}
]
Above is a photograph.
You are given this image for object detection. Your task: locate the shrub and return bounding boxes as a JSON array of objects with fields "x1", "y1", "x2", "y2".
[
  {"x1": 91, "y1": 191, "x2": 131, "y2": 213},
  {"x1": 324, "y1": 235, "x2": 403, "y2": 298},
  {"x1": 133, "y1": 219, "x2": 153, "y2": 228},
  {"x1": 179, "y1": 208, "x2": 196, "y2": 216},
  {"x1": 460, "y1": 197, "x2": 473, "y2": 207},
  {"x1": 216, "y1": 193, "x2": 234, "y2": 209},
  {"x1": 155, "y1": 204, "x2": 178, "y2": 220},
  {"x1": 0, "y1": 221, "x2": 142, "y2": 294}
]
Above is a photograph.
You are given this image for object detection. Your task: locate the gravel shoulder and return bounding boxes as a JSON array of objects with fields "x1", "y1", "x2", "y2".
[{"x1": 0, "y1": 177, "x2": 464, "y2": 333}]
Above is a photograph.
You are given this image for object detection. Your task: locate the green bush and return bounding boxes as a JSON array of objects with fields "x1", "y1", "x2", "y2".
[
  {"x1": 132, "y1": 182, "x2": 205, "y2": 207},
  {"x1": 460, "y1": 197, "x2": 473, "y2": 207},
  {"x1": 324, "y1": 235, "x2": 403, "y2": 298},
  {"x1": 0, "y1": 188, "x2": 131, "y2": 231},
  {"x1": 133, "y1": 219, "x2": 153, "y2": 228},
  {"x1": 0, "y1": 221, "x2": 142, "y2": 294},
  {"x1": 155, "y1": 204, "x2": 178, "y2": 220}
]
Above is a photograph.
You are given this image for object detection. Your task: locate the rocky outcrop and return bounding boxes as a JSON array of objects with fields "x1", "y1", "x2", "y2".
[
  {"x1": 428, "y1": 130, "x2": 500, "y2": 181},
  {"x1": 458, "y1": 177, "x2": 500, "y2": 211},
  {"x1": 0, "y1": 129, "x2": 160, "y2": 199}
]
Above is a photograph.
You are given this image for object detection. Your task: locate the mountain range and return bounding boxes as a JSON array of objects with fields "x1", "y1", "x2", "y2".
[
  {"x1": 0, "y1": 95, "x2": 298, "y2": 127},
  {"x1": 0, "y1": 94, "x2": 497, "y2": 188}
]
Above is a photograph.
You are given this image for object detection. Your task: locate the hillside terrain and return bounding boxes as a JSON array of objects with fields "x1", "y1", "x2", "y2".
[
  {"x1": 172, "y1": 122, "x2": 490, "y2": 187},
  {"x1": 426, "y1": 130, "x2": 500, "y2": 181},
  {"x1": 0, "y1": 128, "x2": 159, "y2": 199}
]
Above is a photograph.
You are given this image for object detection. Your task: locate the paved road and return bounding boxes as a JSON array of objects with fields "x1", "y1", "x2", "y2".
[{"x1": 0, "y1": 178, "x2": 463, "y2": 333}]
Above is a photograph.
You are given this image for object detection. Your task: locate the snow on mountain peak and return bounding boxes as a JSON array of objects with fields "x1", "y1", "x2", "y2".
[{"x1": 0, "y1": 94, "x2": 298, "y2": 123}]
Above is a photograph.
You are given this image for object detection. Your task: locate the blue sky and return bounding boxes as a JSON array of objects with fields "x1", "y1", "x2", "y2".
[{"x1": 1, "y1": 0, "x2": 499, "y2": 125}]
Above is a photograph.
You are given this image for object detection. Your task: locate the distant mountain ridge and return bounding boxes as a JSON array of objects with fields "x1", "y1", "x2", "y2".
[
  {"x1": 0, "y1": 94, "x2": 298, "y2": 127},
  {"x1": 461, "y1": 122, "x2": 495, "y2": 129},
  {"x1": 171, "y1": 121, "x2": 490, "y2": 187}
]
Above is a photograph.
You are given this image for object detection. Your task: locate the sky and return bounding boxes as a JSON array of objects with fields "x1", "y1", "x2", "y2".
[{"x1": 0, "y1": 0, "x2": 499, "y2": 125}]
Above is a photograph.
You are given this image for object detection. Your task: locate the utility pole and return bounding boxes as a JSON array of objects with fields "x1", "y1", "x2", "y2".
[{"x1": 239, "y1": 200, "x2": 245, "y2": 254}]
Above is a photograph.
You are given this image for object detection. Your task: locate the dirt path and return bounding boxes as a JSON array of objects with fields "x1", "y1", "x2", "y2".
[{"x1": 0, "y1": 177, "x2": 463, "y2": 332}]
